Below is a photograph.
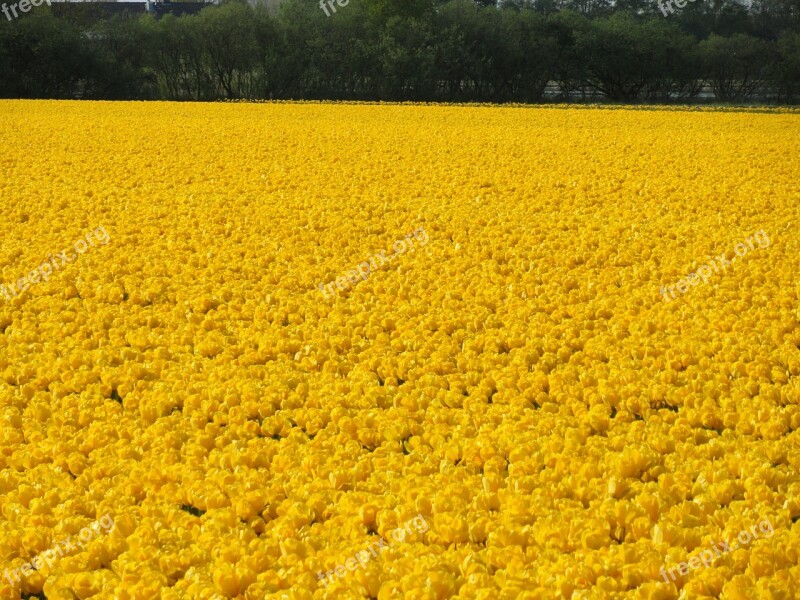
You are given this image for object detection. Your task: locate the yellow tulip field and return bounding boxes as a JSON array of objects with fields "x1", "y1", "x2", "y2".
[{"x1": 0, "y1": 101, "x2": 799, "y2": 599}]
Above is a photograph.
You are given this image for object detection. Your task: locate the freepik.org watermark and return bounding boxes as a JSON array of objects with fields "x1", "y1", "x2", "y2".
[
  {"x1": 660, "y1": 517, "x2": 773, "y2": 583},
  {"x1": 660, "y1": 229, "x2": 770, "y2": 303},
  {"x1": 0, "y1": 226, "x2": 110, "y2": 304},
  {"x1": 2, "y1": 0, "x2": 51, "y2": 21},
  {"x1": 317, "y1": 226, "x2": 429, "y2": 300},
  {"x1": 658, "y1": 0, "x2": 700, "y2": 17},
  {"x1": 319, "y1": 0, "x2": 348, "y2": 17},
  {"x1": 4, "y1": 514, "x2": 114, "y2": 586},
  {"x1": 318, "y1": 514, "x2": 429, "y2": 588}
]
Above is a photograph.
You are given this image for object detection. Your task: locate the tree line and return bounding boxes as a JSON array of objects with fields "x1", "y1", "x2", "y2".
[{"x1": 0, "y1": 0, "x2": 798, "y2": 103}]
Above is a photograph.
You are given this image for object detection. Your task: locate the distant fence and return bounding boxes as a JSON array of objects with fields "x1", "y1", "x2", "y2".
[{"x1": 541, "y1": 82, "x2": 782, "y2": 103}]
